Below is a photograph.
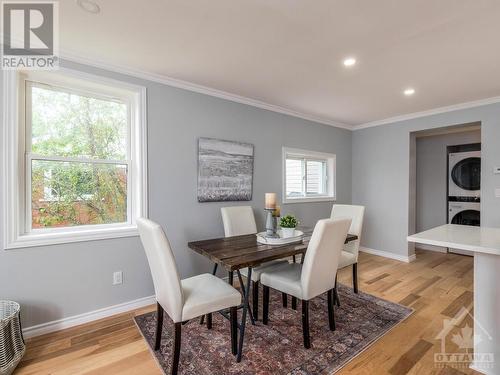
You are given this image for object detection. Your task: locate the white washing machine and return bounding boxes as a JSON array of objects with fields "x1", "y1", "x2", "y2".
[
  {"x1": 448, "y1": 201, "x2": 481, "y2": 226},
  {"x1": 448, "y1": 151, "x2": 481, "y2": 198},
  {"x1": 448, "y1": 200, "x2": 480, "y2": 256}
]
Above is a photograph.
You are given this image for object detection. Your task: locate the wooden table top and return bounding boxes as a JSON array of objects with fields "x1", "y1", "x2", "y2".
[{"x1": 188, "y1": 229, "x2": 358, "y2": 271}]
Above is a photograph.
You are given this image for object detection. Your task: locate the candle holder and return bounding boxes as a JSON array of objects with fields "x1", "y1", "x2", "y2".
[{"x1": 264, "y1": 208, "x2": 279, "y2": 238}]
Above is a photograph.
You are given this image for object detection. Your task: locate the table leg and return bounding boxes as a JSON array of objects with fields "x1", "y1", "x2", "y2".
[
  {"x1": 236, "y1": 270, "x2": 255, "y2": 325},
  {"x1": 200, "y1": 263, "x2": 219, "y2": 325},
  {"x1": 237, "y1": 267, "x2": 252, "y2": 363}
]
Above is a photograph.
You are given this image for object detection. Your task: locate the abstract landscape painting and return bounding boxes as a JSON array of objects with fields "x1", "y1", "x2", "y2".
[{"x1": 198, "y1": 138, "x2": 254, "y2": 202}]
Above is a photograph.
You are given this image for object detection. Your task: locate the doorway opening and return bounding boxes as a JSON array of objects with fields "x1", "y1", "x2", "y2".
[{"x1": 408, "y1": 122, "x2": 481, "y2": 256}]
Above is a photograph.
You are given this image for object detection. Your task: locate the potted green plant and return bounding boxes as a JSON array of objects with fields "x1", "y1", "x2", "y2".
[{"x1": 279, "y1": 214, "x2": 298, "y2": 238}]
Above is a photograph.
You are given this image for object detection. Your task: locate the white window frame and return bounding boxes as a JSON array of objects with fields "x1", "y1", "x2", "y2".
[
  {"x1": 282, "y1": 147, "x2": 336, "y2": 204},
  {"x1": 2, "y1": 68, "x2": 148, "y2": 249}
]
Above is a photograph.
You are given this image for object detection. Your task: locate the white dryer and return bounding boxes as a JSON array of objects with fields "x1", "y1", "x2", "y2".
[{"x1": 448, "y1": 151, "x2": 481, "y2": 198}]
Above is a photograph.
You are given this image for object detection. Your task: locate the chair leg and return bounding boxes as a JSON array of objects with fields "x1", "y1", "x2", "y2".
[
  {"x1": 334, "y1": 274, "x2": 341, "y2": 307},
  {"x1": 155, "y1": 302, "x2": 164, "y2": 350},
  {"x1": 353, "y1": 263, "x2": 359, "y2": 293},
  {"x1": 291, "y1": 296, "x2": 297, "y2": 310},
  {"x1": 171, "y1": 322, "x2": 182, "y2": 375},
  {"x1": 252, "y1": 281, "x2": 259, "y2": 321},
  {"x1": 302, "y1": 300, "x2": 311, "y2": 349},
  {"x1": 228, "y1": 271, "x2": 234, "y2": 286},
  {"x1": 206, "y1": 313, "x2": 212, "y2": 329},
  {"x1": 262, "y1": 285, "x2": 270, "y2": 325},
  {"x1": 327, "y1": 289, "x2": 336, "y2": 331},
  {"x1": 230, "y1": 306, "x2": 238, "y2": 355},
  {"x1": 282, "y1": 292, "x2": 288, "y2": 308}
]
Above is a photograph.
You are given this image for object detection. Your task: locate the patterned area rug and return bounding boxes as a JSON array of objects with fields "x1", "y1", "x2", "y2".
[{"x1": 134, "y1": 284, "x2": 412, "y2": 375}]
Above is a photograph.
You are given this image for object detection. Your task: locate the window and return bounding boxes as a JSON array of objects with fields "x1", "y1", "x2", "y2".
[
  {"x1": 283, "y1": 148, "x2": 335, "y2": 203},
  {"x1": 2, "y1": 69, "x2": 147, "y2": 249}
]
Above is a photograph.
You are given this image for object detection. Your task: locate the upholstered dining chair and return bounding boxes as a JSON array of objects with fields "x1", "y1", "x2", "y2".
[
  {"x1": 221, "y1": 206, "x2": 289, "y2": 320},
  {"x1": 330, "y1": 204, "x2": 365, "y2": 294},
  {"x1": 137, "y1": 218, "x2": 242, "y2": 375},
  {"x1": 261, "y1": 218, "x2": 351, "y2": 349}
]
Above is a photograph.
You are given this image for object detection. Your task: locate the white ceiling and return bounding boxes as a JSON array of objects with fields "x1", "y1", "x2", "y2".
[{"x1": 60, "y1": 0, "x2": 500, "y2": 128}]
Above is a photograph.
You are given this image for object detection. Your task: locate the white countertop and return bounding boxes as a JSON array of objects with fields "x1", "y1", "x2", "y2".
[{"x1": 408, "y1": 224, "x2": 500, "y2": 256}]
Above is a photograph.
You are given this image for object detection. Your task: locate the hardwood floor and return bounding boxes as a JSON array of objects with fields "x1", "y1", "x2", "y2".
[{"x1": 16, "y1": 249, "x2": 479, "y2": 375}]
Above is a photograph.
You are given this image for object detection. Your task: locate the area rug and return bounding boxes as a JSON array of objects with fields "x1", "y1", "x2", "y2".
[{"x1": 134, "y1": 284, "x2": 412, "y2": 375}]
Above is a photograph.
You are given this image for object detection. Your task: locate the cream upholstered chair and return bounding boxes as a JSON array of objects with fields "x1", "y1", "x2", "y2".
[
  {"x1": 221, "y1": 206, "x2": 289, "y2": 320},
  {"x1": 330, "y1": 204, "x2": 365, "y2": 294},
  {"x1": 261, "y1": 218, "x2": 351, "y2": 348},
  {"x1": 137, "y1": 218, "x2": 241, "y2": 375},
  {"x1": 221, "y1": 206, "x2": 258, "y2": 238}
]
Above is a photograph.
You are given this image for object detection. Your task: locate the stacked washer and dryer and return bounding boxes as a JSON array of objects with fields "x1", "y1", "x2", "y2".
[{"x1": 448, "y1": 148, "x2": 481, "y2": 255}]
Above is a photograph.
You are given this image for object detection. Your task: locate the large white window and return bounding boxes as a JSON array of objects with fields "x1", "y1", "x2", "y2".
[
  {"x1": 282, "y1": 147, "x2": 336, "y2": 203},
  {"x1": 2, "y1": 69, "x2": 147, "y2": 249}
]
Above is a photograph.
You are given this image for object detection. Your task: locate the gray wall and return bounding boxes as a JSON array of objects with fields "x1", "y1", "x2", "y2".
[
  {"x1": 353, "y1": 107, "x2": 500, "y2": 257},
  {"x1": 0, "y1": 60, "x2": 352, "y2": 328},
  {"x1": 416, "y1": 130, "x2": 481, "y2": 232}
]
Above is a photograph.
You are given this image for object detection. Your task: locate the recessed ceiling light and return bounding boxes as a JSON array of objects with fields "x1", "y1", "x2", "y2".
[
  {"x1": 343, "y1": 57, "x2": 356, "y2": 67},
  {"x1": 404, "y1": 88, "x2": 416, "y2": 96},
  {"x1": 76, "y1": 0, "x2": 100, "y2": 14}
]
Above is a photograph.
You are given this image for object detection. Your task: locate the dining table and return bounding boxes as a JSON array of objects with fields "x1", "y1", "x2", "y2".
[{"x1": 188, "y1": 228, "x2": 358, "y2": 362}]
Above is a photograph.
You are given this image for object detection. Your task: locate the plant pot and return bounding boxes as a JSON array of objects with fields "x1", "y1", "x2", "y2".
[{"x1": 281, "y1": 227, "x2": 296, "y2": 238}]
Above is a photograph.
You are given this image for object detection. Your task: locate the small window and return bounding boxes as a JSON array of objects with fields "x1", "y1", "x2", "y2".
[{"x1": 283, "y1": 148, "x2": 336, "y2": 203}]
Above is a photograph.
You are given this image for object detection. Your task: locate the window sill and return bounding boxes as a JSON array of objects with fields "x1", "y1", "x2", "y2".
[
  {"x1": 283, "y1": 197, "x2": 336, "y2": 204},
  {"x1": 4, "y1": 225, "x2": 139, "y2": 250}
]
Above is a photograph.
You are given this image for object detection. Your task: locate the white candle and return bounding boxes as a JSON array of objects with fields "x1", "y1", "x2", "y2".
[{"x1": 265, "y1": 193, "x2": 277, "y2": 209}]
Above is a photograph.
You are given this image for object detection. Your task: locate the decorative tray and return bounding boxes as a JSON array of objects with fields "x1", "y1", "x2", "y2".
[{"x1": 256, "y1": 230, "x2": 304, "y2": 245}]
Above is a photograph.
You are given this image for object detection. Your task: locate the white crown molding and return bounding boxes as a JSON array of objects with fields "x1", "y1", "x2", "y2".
[
  {"x1": 59, "y1": 50, "x2": 353, "y2": 130},
  {"x1": 1, "y1": 38, "x2": 352, "y2": 129},
  {"x1": 23, "y1": 295, "x2": 156, "y2": 338},
  {"x1": 353, "y1": 96, "x2": 500, "y2": 130},
  {"x1": 6, "y1": 42, "x2": 500, "y2": 132},
  {"x1": 360, "y1": 246, "x2": 416, "y2": 263}
]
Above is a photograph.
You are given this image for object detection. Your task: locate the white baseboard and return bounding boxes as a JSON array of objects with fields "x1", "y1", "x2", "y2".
[
  {"x1": 360, "y1": 246, "x2": 416, "y2": 263},
  {"x1": 415, "y1": 243, "x2": 448, "y2": 253},
  {"x1": 23, "y1": 295, "x2": 156, "y2": 339}
]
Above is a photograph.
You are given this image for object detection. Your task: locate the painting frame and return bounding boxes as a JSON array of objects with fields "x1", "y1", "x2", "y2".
[{"x1": 197, "y1": 137, "x2": 254, "y2": 202}]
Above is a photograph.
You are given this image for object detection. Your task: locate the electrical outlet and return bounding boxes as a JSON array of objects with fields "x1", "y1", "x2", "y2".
[
  {"x1": 113, "y1": 271, "x2": 123, "y2": 285},
  {"x1": 494, "y1": 167, "x2": 500, "y2": 174}
]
